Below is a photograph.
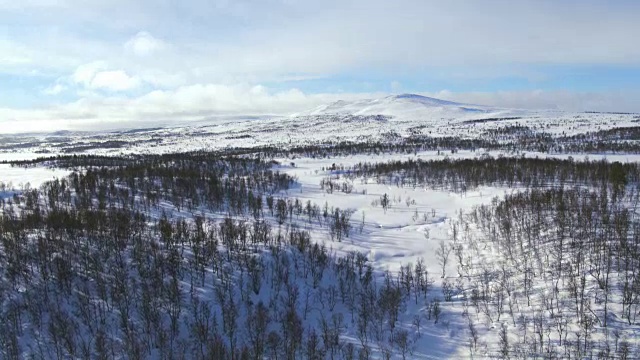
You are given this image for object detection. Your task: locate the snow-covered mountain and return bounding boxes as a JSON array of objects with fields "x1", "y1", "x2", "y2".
[{"x1": 295, "y1": 93, "x2": 497, "y2": 118}]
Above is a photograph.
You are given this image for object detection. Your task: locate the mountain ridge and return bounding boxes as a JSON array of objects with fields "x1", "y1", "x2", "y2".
[{"x1": 293, "y1": 93, "x2": 495, "y2": 118}]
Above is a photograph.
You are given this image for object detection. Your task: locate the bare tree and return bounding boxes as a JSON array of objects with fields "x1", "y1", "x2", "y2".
[{"x1": 436, "y1": 240, "x2": 452, "y2": 278}]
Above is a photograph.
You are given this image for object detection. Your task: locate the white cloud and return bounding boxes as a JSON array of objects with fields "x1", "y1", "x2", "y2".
[
  {"x1": 124, "y1": 31, "x2": 166, "y2": 56},
  {"x1": 72, "y1": 61, "x2": 106, "y2": 87},
  {"x1": 90, "y1": 70, "x2": 141, "y2": 91},
  {"x1": 43, "y1": 84, "x2": 66, "y2": 95},
  {"x1": 70, "y1": 63, "x2": 140, "y2": 91}
]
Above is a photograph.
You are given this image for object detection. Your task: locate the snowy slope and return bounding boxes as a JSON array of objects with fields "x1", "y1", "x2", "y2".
[{"x1": 295, "y1": 93, "x2": 507, "y2": 118}]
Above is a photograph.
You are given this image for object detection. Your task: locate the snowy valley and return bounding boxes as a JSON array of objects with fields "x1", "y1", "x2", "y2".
[{"x1": 1, "y1": 95, "x2": 640, "y2": 359}]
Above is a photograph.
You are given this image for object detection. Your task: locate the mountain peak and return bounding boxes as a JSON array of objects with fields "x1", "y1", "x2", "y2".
[
  {"x1": 391, "y1": 93, "x2": 433, "y2": 100},
  {"x1": 294, "y1": 93, "x2": 492, "y2": 117},
  {"x1": 386, "y1": 93, "x2": 465, "y2": 106}
]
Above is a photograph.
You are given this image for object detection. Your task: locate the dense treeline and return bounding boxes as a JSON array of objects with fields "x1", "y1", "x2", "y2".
[
  {"x1": 344, "y1": 156, "x2": 633, "y2": 193},
  {"x1": 462, "y1": 117, "x2": 523, "y2": 124},
  {"x1": 4, "y1": 152, "x2": 280, "y2": 169},
  {"x1": 568, "y1": 126, "x2": 640, "y2": 141}
]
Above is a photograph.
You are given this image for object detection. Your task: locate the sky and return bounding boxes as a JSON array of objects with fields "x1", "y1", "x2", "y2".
[{"x1": 1, "y1": 0, "x2": 640, "y2": 132}]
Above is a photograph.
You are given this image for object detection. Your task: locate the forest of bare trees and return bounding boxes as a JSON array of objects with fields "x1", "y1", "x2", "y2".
[{"x1": 2, "y1": 151, "x2": 640, "y2": 358}]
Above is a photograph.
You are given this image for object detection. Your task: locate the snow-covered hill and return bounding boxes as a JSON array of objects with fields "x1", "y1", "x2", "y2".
[
  {"x1": 294, "y1": 93, "x2": 505, "y2": 118},
  {"x1": 0, "y1": 93, "x2": 637, "y2": 157}
]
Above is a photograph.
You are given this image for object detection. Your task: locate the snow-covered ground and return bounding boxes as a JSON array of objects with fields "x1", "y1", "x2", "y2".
[
  {"x1": 269, "y1": 154, "x2": 511, "y2": 357},
  {"x1": 276, "y1": 152, "x2": 507, "y2": 269},
  {"x1": 0, "y1": 165, "x2": 70, "y2": 191},
  {"x1": 2, "y1": 95, "x2": 640, "y2": 358},
  {"x1": 0, "y1": 152, "x2": 70, "y2": 193}
]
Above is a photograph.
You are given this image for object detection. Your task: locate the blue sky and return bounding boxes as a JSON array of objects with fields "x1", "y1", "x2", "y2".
[{"x1": 0, "y1": 0, "x2": 639, "y2": 131}]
